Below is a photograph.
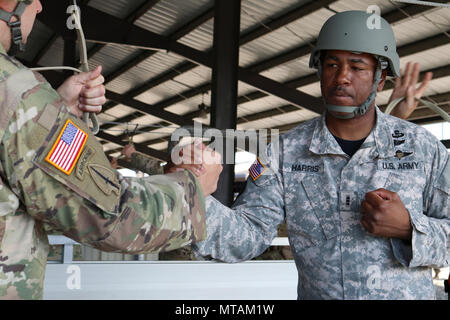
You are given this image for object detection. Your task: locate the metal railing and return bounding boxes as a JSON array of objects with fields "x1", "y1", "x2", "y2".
[{"x1": 48, "y1": 235, "x2": 290, "y2": 264}]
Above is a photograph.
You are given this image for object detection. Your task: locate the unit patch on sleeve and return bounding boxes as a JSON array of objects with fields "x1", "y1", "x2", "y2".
[
  {"x1": 249, "y1": 157, "x2": 266, "y2": 181},
  {"x1": 45, "y1": 119, "x2": 88, "y2": 175}
]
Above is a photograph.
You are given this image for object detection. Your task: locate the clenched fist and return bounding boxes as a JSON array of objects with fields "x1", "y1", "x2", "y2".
[
  {"x1": 57, "y1": 65, "x2": 106, "y2": 118},
  {"x1": 360, "y1": 188, "x2": 412, "y2": 241}
]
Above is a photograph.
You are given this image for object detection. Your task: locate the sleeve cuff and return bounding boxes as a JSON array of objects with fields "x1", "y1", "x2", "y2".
[{"x1": 391, "y1": 211, "x2": 430, "y2": 268}]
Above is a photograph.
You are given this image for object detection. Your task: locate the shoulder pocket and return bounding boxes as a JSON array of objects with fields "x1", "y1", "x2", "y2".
[{"x1": 32, "y1": 112, "x2": 121, "y2": 214}]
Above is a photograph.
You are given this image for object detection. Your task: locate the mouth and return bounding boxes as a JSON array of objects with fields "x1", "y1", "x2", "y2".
[
  {"x1": 334, "y1": 91, "x2": 351, "y2": 97},
  {"x1": 327, "y1": 89, "x2": 354, "y2": 104}
]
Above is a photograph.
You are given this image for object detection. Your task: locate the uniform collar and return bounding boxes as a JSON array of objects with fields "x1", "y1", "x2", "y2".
[
  {"x1": 309, "y1": 106, "x2": 395, "y2": 159},
  {"x1": 309, "y1": 112, "x2": 346, "y2": 156}
]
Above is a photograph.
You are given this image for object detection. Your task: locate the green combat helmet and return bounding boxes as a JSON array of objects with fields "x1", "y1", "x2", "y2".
[
  {"x1": 0, "y1": 0, "x2": 32, "y2": 56},
  {"x1": 309, "y1": 10, "x2": 400, "y2": 119}
]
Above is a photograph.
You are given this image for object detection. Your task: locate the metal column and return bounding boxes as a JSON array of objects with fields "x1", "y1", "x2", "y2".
[
  {"x1": 210, "y1": 0, "x2": 241, "y2": 206},
  {"x1": 63, "y1": 37, "x2": 77, "y2": 80}
]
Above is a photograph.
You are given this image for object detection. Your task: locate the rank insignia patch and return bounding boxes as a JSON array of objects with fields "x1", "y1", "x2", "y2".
[
  {"x1": 249, "y1": 157, "x2": 266, "y2": 181},
  {"x1": 45, "y1": 119, "x2": 88, "y2": 175}
]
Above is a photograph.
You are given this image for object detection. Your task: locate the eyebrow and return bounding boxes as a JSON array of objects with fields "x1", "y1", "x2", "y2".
[
  {"x1": 324, "y1": 55, "x2": 370, "y2": 65},
  {"x1": 349, "y1": 58, "x2": 369, "y2": 65}
]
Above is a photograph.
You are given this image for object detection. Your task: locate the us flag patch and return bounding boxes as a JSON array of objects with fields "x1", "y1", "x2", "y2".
[
  {"x1": 248, "y1": 157, "x2": 266, "y2": 181},
  {"x1": 45, "y1": 119, "x2": 88, "y2": 175}
]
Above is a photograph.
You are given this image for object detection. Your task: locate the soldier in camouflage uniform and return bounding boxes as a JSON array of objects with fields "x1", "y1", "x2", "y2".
[
  {"x1": 121, "y1": 144, "x2": 164, "y2": 176},
  {"x1": 119, "y1": 144, "x2": 198, "y2": 261},
  {"x1": 0, "y1": 0, "x2": 222, "y2": 299},
  {"x1": 183, "y1": 11, "x2": 449, "y2": 299}
]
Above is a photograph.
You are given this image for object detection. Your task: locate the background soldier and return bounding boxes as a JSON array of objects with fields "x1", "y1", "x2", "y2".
[{"x1": 0, "y1": 0, "x2": 222, "y2": 299}]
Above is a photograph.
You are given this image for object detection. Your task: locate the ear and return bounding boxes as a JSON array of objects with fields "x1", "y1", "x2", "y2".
[{"x1": 377, "y1": 70, "x2": 387, "y2": 92}]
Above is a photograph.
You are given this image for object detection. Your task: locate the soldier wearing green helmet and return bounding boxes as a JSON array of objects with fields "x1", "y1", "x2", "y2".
[
  {"x1": 171, "y1": 10, "x2": 449, "y2": 299},
  {"x1": 0, "y1": 0, "x2": 222, "y2": 299},
  {"x1": 309, "y1": 10, "x2": 400, "y2": 119}
]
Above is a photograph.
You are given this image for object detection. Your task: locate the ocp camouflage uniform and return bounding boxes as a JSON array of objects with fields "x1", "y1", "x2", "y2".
[
  {"x1": 129, "y1": 152, "x2": 164, "y2": 175},
  {"x1": 128, "y1": 152, "x2": 197, "y2": 261},
  {"x1": 193, "y1": 107, "x2": 450, "y2": 299},
  {"x1": 0, "y1": 44, "x2": 206, "y2": 299}
]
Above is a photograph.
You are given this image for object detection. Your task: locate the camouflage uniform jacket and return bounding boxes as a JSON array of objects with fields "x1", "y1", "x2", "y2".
[
  {"x1": 129, "y1": 152, "x2": 164, "y2": 175},
  {"x1": 194, "y1": 107, "x2": 450, "y2": 299},
  {"x1": 128, "y1": 153, "x2": 197, "y2": 261},
  {"x1": 0, "y1": 44, "x2": 206, "y2": 299}
]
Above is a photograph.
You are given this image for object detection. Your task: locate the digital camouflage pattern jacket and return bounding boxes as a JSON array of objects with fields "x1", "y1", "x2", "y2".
[{"x1": 194, "y1": 107, "x2": 449, "y2": 299}]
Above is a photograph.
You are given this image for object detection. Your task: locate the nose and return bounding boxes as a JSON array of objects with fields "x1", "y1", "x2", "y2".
[{"x1": 335, "y1": 65, "x2": 351, "y2": 86}]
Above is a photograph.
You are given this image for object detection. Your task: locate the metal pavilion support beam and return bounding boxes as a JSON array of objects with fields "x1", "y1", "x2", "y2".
[
  {"x1": 105, "y1": 90, "x2": 197, "y2": 127},
  {"x1": 209, "y1": 0, "x2": 241, "y2": 206},
  {"x1": 102, "y1": 6, "x2": 214, "y2": 84},
  {"x1": 231, "y1": 30, "x2": 450, "y2": 113},
  {"x1": 238, "y1": 0, "x2": 336, "y2": 45},
  {"x1": 63, "y1": 37, "x2": 77, "y2": 81},
  {"x1": 36, "y1": 0, "x2": 450, "y2": 160},
  {"x1": 103, "y1": 31, "x2": 450, "y2": 156},
  {"x1": 100, "y1": 0, "x2": 338, "y2": 124},
  {"x1": 104, "y1": 62, "x2": 450, "y2": 156},
  {"x1": 36, "y1": 1, "x2": 445, "y2": 120},
  {"x1": 103, "y1": 1, "x2": 442, "y2": 111},
  {"x1": 31, "y1": 0, "x2": 93, "y2": 65},
  {"x1": 20, "y1": 65, "x2": 170, "y2": 162},
  {"x1": 97, "y1": 131, "x2": 169, "y2": 162},
  {"x1": 100, "y1": 1, "x2": 448, "y2": 138},
  {"x1": 87, "y1": 0, "x2": 162, "y2": 64},
  {"x1": 38, "y1": 0, "x2": 323, "y2": 114}
]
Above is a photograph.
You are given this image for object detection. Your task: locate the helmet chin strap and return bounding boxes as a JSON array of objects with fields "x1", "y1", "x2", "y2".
[
  {"x1": 321, "y1": 61, "x2": 384, "y2": 120},
  {"x1": 0, "y1": 1, "x2": 30, "y2": 56}
]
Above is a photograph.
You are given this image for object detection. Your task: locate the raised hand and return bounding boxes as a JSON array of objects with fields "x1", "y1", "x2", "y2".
[
  {"x1": 387, "y1": 62, "x2": 433, "y2": 120},
  {"x1": 122, "y1": 144, "x2": 137, "y2": 160},
  {"x1": 57, "y1": 65, "x2": 106, "y2": 118}
]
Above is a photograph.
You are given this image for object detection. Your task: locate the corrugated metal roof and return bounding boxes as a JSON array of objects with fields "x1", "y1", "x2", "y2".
[
  {"x1": 240, "y1": 0, "x2": 309, "y2": 33},
  {"x1": 18, "y1": 0, "x2": 449, "y2": 263},
  {"x1": 135, "y1": 0, "x2": 213, "y2": 36},
  {"x1": 393, "y1": 7, "x2": 450, "y2": 46},
  {"x1": 239, "y1": 7, "x2": 332, "y2": 67},
  {"x1": 88, "y1": 0, "x2": 147, "y2": 20},
  {"x1": 17, "y1": 0, "x2": 449, "y2": 158}
]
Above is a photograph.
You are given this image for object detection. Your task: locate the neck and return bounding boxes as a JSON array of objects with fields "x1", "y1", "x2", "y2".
[{"x1": 326, "y1": 104, "x2": 376, "y2": 141}]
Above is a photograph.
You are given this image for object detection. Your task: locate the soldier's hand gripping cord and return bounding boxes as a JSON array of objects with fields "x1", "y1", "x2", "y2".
[
  {"x1": 360, "y1": 188, "x2": 413, "y2": 241},
  {"x1": 56, "y1": 65, "x2": 106, "y2": 119}
]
